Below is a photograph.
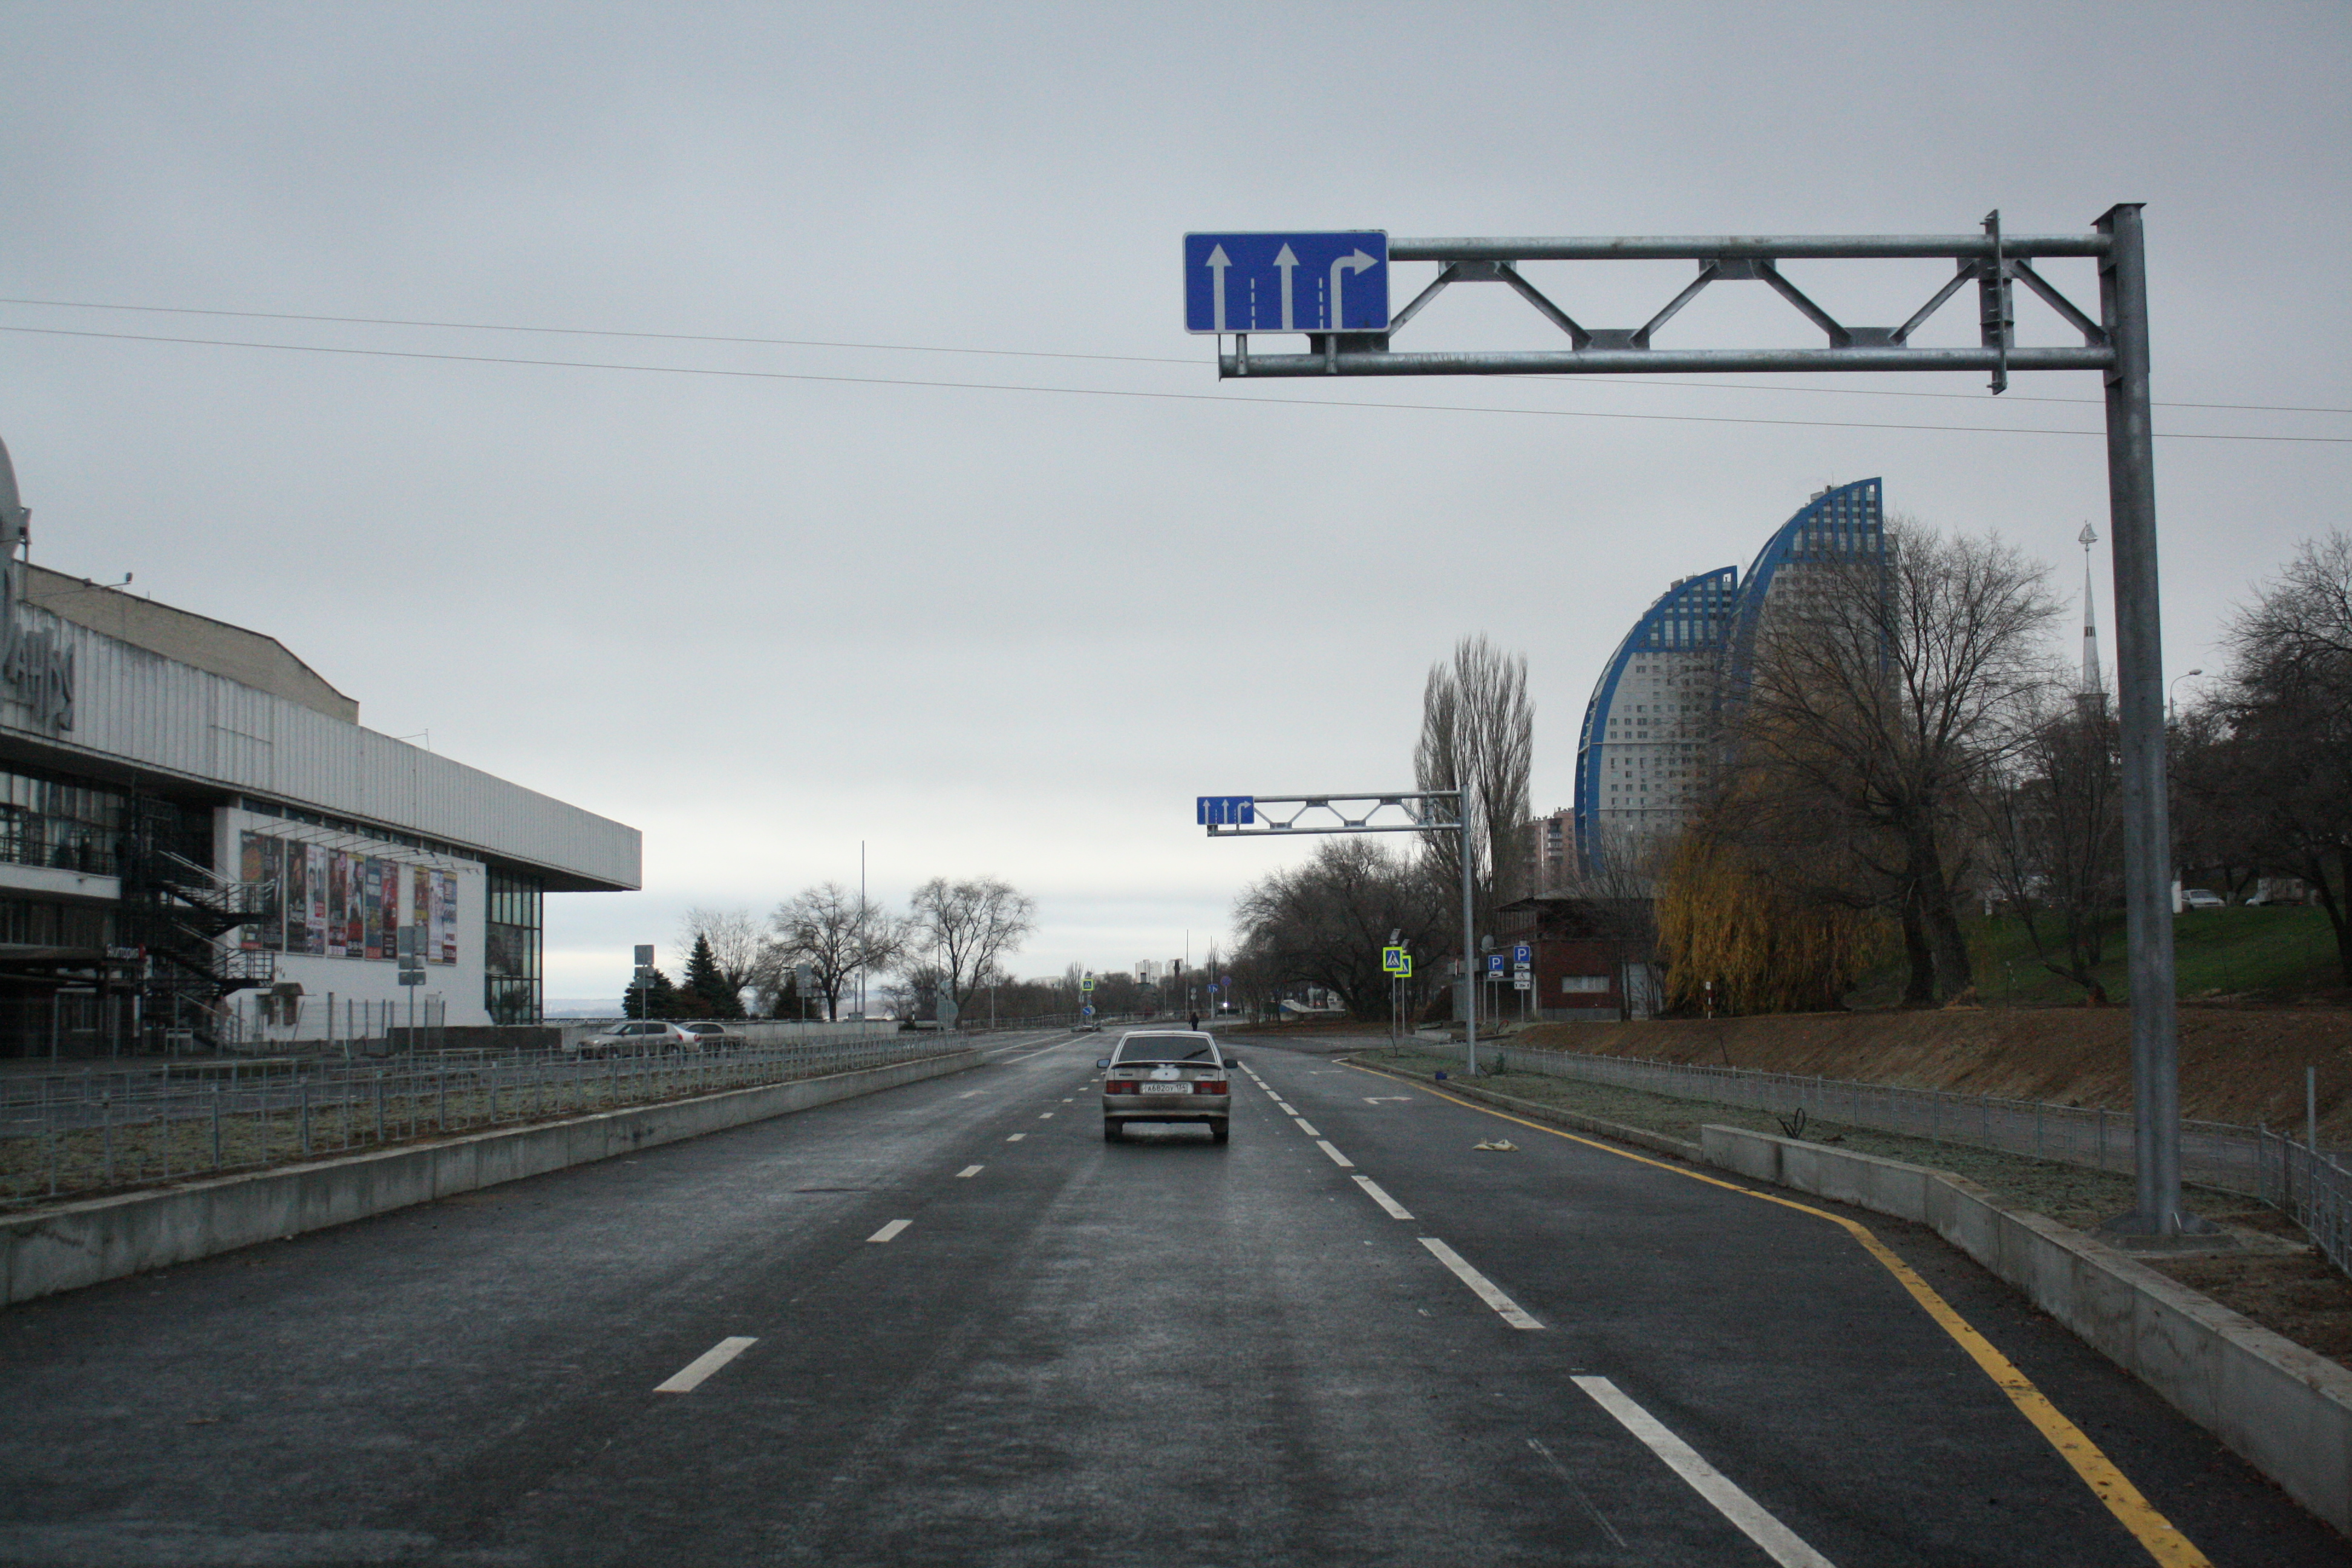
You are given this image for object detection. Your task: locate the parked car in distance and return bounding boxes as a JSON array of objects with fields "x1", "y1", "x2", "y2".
[
  {"x1": 571, "y1": 1020, "x2": 699, "y2": 1057},
  {"x1": 2181, "y1": 889, "x2": 2227, "y2": 910},
  {"x1": 679, "y1": 1021, "x2": 743, "y2": 1051},
  {"x1": 1097, "y1": 1029, "x2": 1238, "y2": 1145}
]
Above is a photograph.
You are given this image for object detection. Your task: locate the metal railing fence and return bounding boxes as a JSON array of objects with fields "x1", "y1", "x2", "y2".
[
  {"x1": 2256, "y1": 1131, "x2": 2352, "y2": 1278},
  {"x1": 0, "y1": 1028, "x2": 997, "y2": 1209},
  {"x1": 1404, "y1": 1039, "x2": 2352, "y2": 1276}
]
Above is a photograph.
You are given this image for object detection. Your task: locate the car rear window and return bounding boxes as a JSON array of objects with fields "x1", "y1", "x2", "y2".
[{"x1": 1113, "y1": 1034, "x2": 1218, "y2": 1064}]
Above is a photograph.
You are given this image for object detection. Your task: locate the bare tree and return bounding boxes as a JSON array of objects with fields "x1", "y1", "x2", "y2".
[
  {"x1": 907, "y1": 877, "x2": 1037, "y2": 1014},
  {"x1": 1733, "y1": 523, "x2": 2060, "y2": 1001},
  {"x1": 677, "y1": 907, "x2": 764, "y2": 1012},
  {"x1": 769, "y1": 882, "x2": 906, "y2": 1021},
  {"x1": 1979, "y1": 694, "x2": 2123, "y2": 1002},
  {"x1": 2178, "y1": 531, "x2": 2352, "y2": 981},
  {"x1": 1414, "y1": 635, "x2": 1534, "y2": 936},
  {"x1": 1233, "y1": 837, "x2": 1449, "y2": 1017}
]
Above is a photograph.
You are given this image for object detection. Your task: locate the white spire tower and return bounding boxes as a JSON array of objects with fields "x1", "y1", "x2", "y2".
[{"x1": 2077, "y1": 522, "x2": 2102, "y2": 702}]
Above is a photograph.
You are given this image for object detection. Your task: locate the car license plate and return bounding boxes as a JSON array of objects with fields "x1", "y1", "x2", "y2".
[{"x1": 1138, "y1": 1082, "x2": 1191, "y2": 1094}]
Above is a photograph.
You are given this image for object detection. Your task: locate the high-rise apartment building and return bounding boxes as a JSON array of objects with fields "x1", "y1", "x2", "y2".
[{"x1": 1573, "y1": 479, "x2": 1885, "y2": 874}]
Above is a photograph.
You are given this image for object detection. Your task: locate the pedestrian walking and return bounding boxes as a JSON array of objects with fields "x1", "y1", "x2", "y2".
[{"x1": 1189, "y1": 1011, "x2": 1200, "y2": 1031}]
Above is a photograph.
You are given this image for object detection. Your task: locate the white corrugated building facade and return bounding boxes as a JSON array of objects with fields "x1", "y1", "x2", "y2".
[{"x1": 0, "y1": 437, "x2": 638, "y2": 1057}]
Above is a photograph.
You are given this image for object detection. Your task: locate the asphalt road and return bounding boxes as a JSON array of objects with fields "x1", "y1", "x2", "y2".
[{"x1": 0, "y1": 1029, "x2": 2341, "y2": 1566}]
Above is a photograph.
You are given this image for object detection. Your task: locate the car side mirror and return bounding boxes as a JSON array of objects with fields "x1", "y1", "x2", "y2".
[
  {"x1": 1095, "y1": 1058, "x2": 1111, "y2": 1070},
  {"x1": 1223, "y1": 1056, "x2": 1241, "y2": 1067}
]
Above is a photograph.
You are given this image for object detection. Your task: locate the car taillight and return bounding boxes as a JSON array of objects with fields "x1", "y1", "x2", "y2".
[
  {"x1": 1105, "y1": 1081, "x2": 1134, "y2": 1094},
  {"x1": 1198, "y1": 1080, "x2": 1228, "y2": 1094}
]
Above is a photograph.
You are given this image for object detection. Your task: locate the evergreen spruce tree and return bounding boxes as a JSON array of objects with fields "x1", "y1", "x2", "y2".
[
  {"x1": 624, "y1": 967, "x2": 682, "y2": 1019},
  {"x1": 684, "y1": 935, "x2": 745, "y2": 1018}
]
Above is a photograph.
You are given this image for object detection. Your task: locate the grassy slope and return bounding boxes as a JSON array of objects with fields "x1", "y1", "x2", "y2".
[{"x1": 1842, "y1": 905, "x2": 2348, "y2": 1010}]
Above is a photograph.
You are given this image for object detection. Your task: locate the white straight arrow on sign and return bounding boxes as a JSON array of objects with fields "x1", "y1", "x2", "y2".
[
  {"x1": 1273, "y1": 243, "x2": 1299, "y2": 330},
  {"x1": 1204, "y1": 244, "x2": 1230, "y2": 332},
  {"x1": 1330, "y1": 249, "x2": 1376, "y2": 330}
]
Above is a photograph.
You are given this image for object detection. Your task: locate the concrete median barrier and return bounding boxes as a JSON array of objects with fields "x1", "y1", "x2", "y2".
[
  {"x1": 1, "y1": 1048, "x2": 983, "y2": 1308},
  {"x1": 1702, "y1": 1123, "x2": 2352, "y2": 1538}
]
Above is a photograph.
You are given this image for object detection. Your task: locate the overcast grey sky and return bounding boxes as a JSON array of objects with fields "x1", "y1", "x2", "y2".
[{"x1": 1, "y1": 1, "x2": 2345, "y2": 1001}]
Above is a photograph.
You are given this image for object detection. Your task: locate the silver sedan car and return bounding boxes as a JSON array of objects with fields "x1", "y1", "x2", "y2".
[{"x1": 1097, "y1": 1030, "x2": 1236, "y2": 1144}]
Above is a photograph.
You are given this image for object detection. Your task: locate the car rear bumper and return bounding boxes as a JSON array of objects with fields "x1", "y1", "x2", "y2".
[{"x1": 1102, "y1": 1097, "x2": 1229, "y2": 1122}]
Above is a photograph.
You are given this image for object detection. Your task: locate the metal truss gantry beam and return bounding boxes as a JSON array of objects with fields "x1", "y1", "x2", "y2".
[
  {"x1": 1203, "y1": 789, "x2": 1486, "y2": 1071},
  {"x1": 1204, "y1": 207, "x2": 2196, "y2": 1240}
]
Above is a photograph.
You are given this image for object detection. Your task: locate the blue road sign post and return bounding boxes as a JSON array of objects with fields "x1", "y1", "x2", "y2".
[
  {"x1": 1512, "y1": 943, "x2": 1532, "y2": 967},
  {"x1": 1185, "y1": 233, "x2": 1389, "y2": 335}
]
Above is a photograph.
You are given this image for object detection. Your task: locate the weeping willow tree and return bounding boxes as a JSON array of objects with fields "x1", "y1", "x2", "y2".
[{"x1": 1655, "y1": 829, "x2": 1892, "y2": 1015}]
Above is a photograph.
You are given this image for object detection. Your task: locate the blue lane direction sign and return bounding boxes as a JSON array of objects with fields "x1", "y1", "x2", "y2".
[
  {"x1": 1185, "y1": 232, "x2": 1389, "y2": 335},
  {"x1": 1197, "y1": 795, "x2": 1256, "y2": 826}
]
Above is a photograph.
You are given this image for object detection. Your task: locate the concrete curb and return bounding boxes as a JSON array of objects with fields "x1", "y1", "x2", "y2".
[
  {"x1": 1339, "y1": 1055, "x2": 1702, "y2": 1162},
  {"x1": 1702, "y1": 1124, "x2": 2352, "y2": 1538},
  {"x1": 1, "y1": 1048, "x2": 984, "y2": 1308}
]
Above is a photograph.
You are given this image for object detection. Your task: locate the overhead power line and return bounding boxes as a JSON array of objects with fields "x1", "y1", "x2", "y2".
[
  {"x1": 2, "y1": 295, "x2": 2345, "y2": 418},
  {"x1": 2, "y1": 321, "x2": 2345, "y2": 445}
]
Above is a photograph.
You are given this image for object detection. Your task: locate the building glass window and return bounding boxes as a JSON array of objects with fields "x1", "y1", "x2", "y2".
[
  {"x1": 0, "y1": 896, "x2": 111, "y2": 950},
  {"x1": 483, "y1": 867, "x2": 543, "y2": 1025},
  {"x1": 0, "y1": 765, "x2": 128, "y2": 876}
]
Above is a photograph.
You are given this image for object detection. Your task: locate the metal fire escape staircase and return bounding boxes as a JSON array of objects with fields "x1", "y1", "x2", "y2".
[{"x1": 120, "y1": 806, "x2": 275, "y2": 1048}]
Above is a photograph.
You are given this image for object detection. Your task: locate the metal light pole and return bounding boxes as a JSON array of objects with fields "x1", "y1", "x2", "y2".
[{"x1": 1190, "y1": 208, "x2": 2201, "y2": 1235}]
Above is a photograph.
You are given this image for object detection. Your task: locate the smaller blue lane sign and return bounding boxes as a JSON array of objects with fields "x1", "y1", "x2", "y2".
[
  {"x1": 1487, "y1": 954, "x2": 1507, "y2": 976},
  {"x1": 1185, "y1": 232, "x2": 1389, "y2": 334},
  {"x1": 1512, "y1": 943, "x2": 1533, "y2": 967},
  {"x1": 1198, "y1": 795, "x2": 1255, "y2": 826}
]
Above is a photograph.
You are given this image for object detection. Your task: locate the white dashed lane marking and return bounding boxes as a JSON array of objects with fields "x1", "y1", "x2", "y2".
[
  {"x1": 1419, "y1": 1237, "x2": 1541, "y2": 1330},
  {"x1": 653, "y1": 1336, "x2": 757, "y2": 1394},
  {"x1": 868, "y1": 1220, "x2": 913, "y2": 1243},
  {"x1": 1573, "y1": 1376, "x2": 1837, "y2": 1567},
  {"x1": 1039, "y1": 1112, "x2": 1055, "y2": 1119},
  {"x1": 1005, "y1": 1133, "x2": 1027, "y2": 1142},
  {"x1": 956, "y1": 1165, "x2": 984, "y2": 1178},
  {"x1": 1293, "y1": 1119, "x2": 1322, "y2": 1138},
  {"x1": 1315, "y1": 1140, "x2": 1355, "y2": 1169},
  {"x1": 1351, "y1": 1174, "x2": 1414, "y2": 1220}
]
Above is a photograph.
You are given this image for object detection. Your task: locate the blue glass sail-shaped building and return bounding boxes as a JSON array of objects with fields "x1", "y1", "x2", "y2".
[{"x1": 1572, "y1": 479, "x2": 1884, "y2": 874}]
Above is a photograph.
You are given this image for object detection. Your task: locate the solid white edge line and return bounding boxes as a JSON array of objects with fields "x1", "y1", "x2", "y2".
[
  {"x1": 653, "y1": 1335, "x2": 758, "y2": 1394},
  {"x1": 869, "y1": 1219, "x2": 913, "y2": 1243},
  {"x1": 1572, "y1": 1376, "x2": 1838, "y2": 1568},
  {"x1": 1351, "y1": 1173, "x2": 1414, "y2": 1220},
  {"x1": 1315, "y1": 1140, "x2": 1355, "y2": 1169},
  {"x1": 1418, "y1": 1236, "x2": 1541, "y2": 1329},
  {"x1": 956, "y1": 1165, "x2": 984, "y2": 1178},
  {"x1": 1293, "y1": 1119, "x2": 1322, "y2": 1138}
]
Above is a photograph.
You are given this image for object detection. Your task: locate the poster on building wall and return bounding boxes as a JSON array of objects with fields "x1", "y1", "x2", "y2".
[
  {"x1": 362, "y1": 858, "x2": 383, "y2": 959},
  {"x1": 239, "y1": 832, "x2": 267, "y2": 951},
  {"x1": 283, "y1": 840, "x2": 308, "y2": 953},
  {"x1": 261, "y1": 835, "x2": 286, "y2": 951},
  {"x1": 439, "y1": 872, "x2": 458, "y2": 964},
  {"x1": 381, "y1": 860, "x2": 400, "y2": 958},
  {"x1": 414, "y1": 866, "x2": 431, "y2": 961},
  {"x1": 345, "y1": 856, "x2": 365, "y2": 955},
  {"x1": 326, "y1": 852, "x2": 348, "y2": 958},
  {"x1": 306, "y1": 845, "x2": 327, "y2": 955}
]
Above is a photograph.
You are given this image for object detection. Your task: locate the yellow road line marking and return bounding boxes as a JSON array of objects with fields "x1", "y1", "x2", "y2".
[{"x1": 1340, "y1": 1061, "x2": 2210, "y2": 1568}]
